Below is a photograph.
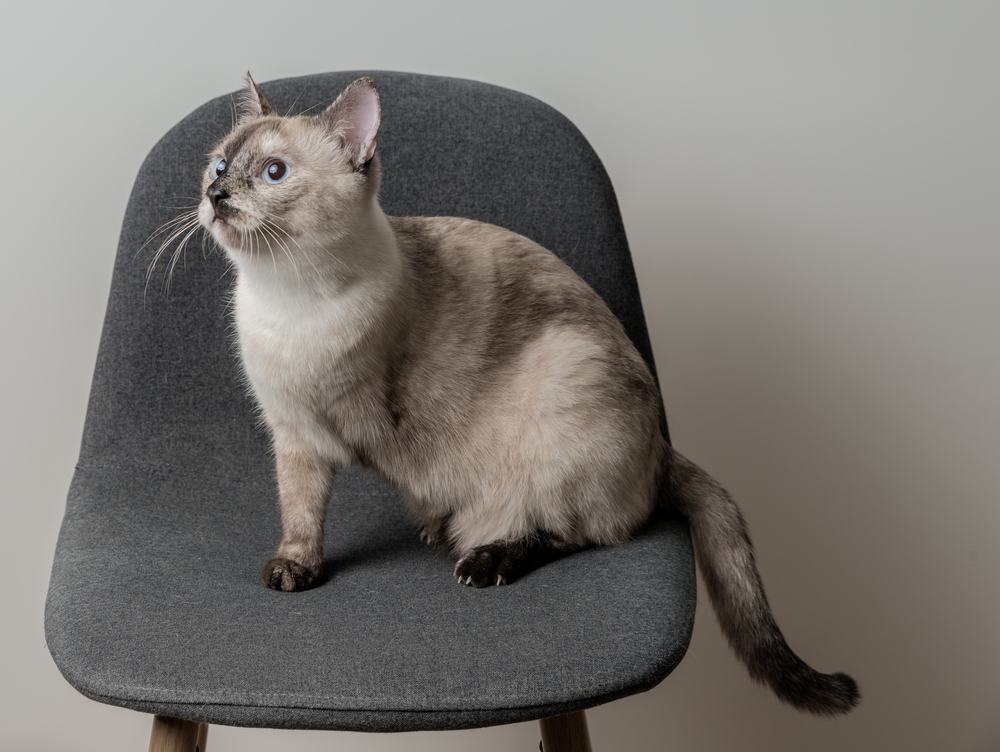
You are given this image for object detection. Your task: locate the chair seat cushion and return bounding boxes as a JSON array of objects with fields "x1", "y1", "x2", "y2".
[{"x1": 45, "y1": 460, "x2": 695, "y2": 730}]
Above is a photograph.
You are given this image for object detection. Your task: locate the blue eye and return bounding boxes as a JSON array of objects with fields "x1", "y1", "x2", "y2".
[
  {"x1": 212, "y1": 158, "x2": 226, "y2": 176},
  {"x1": 262, "y1": 159, "x2": 290, "y2": 184}
]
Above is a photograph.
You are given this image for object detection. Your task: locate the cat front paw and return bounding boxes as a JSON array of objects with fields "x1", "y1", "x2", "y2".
[
  {"x1": 261, "y1": 557, "x2": 321, "y2": 592},
  {"x1": 454, "y1": 546, "x2": 511, "y2": 588}
]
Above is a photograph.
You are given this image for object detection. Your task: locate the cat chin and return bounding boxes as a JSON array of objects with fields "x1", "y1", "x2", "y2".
[{"x1": 207, "y1": 219, "x2": 245, "y2": 252}]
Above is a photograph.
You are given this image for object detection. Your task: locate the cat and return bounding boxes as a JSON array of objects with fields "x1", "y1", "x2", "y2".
[{"x1": 192, "y1": 73, "x2": 859, "y2": 715}]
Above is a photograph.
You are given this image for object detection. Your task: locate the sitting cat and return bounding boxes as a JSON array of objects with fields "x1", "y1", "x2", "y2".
[{"x1": 194, "y1": 73, "x2": 858, "y2": 715}]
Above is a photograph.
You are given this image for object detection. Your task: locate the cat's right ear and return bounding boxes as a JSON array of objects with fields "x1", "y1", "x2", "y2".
[{"x1": 237, "y1": 71, "x2": 273, "y2": 122}]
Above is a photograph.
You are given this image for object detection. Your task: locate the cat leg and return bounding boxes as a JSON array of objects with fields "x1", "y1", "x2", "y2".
[
  {"x1": 261, "y1": 426, "x2": 335, "y2": 592},
  {"x1": 453, "y1": 532, "x2": 577, "y2": 587}
]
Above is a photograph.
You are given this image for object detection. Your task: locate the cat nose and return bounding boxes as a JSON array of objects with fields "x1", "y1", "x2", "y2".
[{"x1": 207, "y1": 185, "x2": 230, "y2": 209}]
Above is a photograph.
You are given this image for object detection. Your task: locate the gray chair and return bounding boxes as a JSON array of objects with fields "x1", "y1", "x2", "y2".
[{"x1": 45, "y1": 71, "x2": 695, "y2": 751}]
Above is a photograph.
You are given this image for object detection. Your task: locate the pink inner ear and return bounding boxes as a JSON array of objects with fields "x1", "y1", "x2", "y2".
[
  {"x1": 324, "y1": 79, "x2": 382, "y2": 164},
  {"x1": 351, "y1": 88, "x2": 380, "y2": 153}
]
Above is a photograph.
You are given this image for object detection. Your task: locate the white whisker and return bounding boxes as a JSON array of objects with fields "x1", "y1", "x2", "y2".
[
  {"x1": 144, "y1": 215, "x2": 200, "y2": 301},
  {"x1": 136, "y1": 210, "x2": 199, "y2": 259},
  {"x1": 260, "y1": 219, "x2": 300, "y2": 279},
  {"x1": 257, "y1": 225, "x2": 278, "y2": 273},
  {"x1": 164, "y1": 222, "x2": 203, "y2": 294}
]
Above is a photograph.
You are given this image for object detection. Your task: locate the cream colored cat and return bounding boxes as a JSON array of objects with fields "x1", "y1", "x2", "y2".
[{"x1": 194, "y1": 74, "x2": 858, "y2": 715}]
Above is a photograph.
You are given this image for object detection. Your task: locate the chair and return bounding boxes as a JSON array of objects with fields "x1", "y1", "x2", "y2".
[{"x1": 44, "y1": 71, "x2": 695, "y2": 751}]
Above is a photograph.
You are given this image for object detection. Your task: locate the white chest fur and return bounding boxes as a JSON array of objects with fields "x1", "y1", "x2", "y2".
[{"x1": 232, "y1": 268, "x2": 385, "y2": 460}]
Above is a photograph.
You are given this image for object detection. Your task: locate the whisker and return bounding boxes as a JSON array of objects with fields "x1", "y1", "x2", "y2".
[
  {"x1": 296, "y1": 100, "x2": 328, "y2": 117},
  {"x1": 263, "y1": 219, "x2": 299, "y2": 263},
  {"x1": 164, "y1": 222, "x2": 202, "y2": 294},
  {"x1": 145, "y1": 216, "x2": 199, "y2": 281},
  {"x1": 217, "y1": 258, "x2": 235, "y2": 284},
  {"x1": 256, "y1": 226, "x2": 278, "y2": 273},
  {"x1": 136, "y1": 210, "x2": 199, "y2": 258},
  {"x1": 284, "y1": 91, "x2": 303, "y2": 117},
  {"x1": 160, "y1": 194, "x2": 203, "y2": 204},
  {"x1": 262, "y1": 217, "x2": 325, "y2": 280},
  {"x1": 261, "y1": 220, "x2": 294, "y2": 263},
  {"x1": 260, "y1": 220, "x2": 300, "y2": 279},
  {"x1": 143, "y1": 216, "x2": 200, "y2": 301}
]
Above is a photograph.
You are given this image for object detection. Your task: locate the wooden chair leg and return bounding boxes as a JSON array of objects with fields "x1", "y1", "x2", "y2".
[
  {"x1": 148, "y1": 715, "x2": 209, "y2": 752},
  {"x1": 539, "y1": 710, "x2": 593, "y2": 752},
  {"x1": 196, "y1": 721, "x2": 209, "y2": 751}
]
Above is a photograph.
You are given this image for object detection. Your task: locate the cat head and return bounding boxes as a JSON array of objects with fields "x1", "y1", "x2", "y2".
[{"x1": 198, "y1": 73, "x2": 381, "y2": 261}]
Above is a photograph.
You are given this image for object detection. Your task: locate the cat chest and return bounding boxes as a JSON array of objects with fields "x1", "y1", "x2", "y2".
[
  {"x1": 231, "y1": 283, "x2": 402, "y2": 467},
  {"x1": 234, "y1": 298, "x2": 365, "y2": 412}
]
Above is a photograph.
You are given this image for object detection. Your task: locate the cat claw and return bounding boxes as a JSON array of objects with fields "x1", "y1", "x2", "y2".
[{"x1": 420, "y1": 523, "x2": 447, "y2": 547}]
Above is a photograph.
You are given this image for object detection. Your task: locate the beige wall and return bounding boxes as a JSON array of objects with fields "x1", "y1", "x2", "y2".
[{"x1": 2, "y1": 1, "x2": 997, "y2": 749}]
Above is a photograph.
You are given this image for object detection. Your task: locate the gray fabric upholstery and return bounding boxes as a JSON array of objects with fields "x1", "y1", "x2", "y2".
[{"x1": 45, "y1": 71, "x2": 696, "y2": 731}]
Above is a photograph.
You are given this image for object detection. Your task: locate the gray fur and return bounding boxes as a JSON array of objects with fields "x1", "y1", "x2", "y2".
[{"x1": 193, "y1": 74, "x2": 859, "y2": 715}]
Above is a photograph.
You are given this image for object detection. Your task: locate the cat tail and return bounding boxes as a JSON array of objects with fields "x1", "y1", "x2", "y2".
[{"x1": 661, "y1": 443, "x2": 860, "y2": 715}]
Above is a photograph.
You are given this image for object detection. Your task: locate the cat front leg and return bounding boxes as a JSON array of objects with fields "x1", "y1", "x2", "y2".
[
  {"x1": 453, "y1": 533, "x2": 578, "y2": 587},
  {"x1": 261, "y1": 426, "x2": 335, "y2": 592},
  {"x1": 447, "y1": 502, "x2": 578, "y2": 587}
]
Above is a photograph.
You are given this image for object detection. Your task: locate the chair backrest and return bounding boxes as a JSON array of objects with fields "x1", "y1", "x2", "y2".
[{"x1": 80, "y1": 71, "x2": 665, "y2": 472}]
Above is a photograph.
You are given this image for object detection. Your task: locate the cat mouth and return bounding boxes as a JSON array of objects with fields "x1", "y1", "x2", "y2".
[{"x1": 209, "y1": 215, "x2": 238, "y2": 243}]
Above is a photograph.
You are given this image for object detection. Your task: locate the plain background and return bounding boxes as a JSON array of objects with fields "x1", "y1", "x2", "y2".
[{"x1": 2, "y1": 1, "x2": 997, "y2": 750}]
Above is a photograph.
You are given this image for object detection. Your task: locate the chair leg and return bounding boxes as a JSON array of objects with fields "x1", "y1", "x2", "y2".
[
  {"x1": 539, "y1": 710, "x2": 593, "y2": 752},
  {"x1": 148, "y1": 715, "x2": 209, "y2": 752},
  {"x1": 196, "y1": 721, "x2": 209, "y2": 751}
]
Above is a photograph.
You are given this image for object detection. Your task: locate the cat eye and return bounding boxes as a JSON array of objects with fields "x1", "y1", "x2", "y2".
[
  {"x1": 262, "y1": 159, "x2": 290, "y2": 184},
  {"x1": 212, "y1": 158, "x2": 227, "y2": 176}
]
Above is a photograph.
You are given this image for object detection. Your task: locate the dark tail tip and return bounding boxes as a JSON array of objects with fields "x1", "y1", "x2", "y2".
[{"x1": 771, "y1": 665, "x2": 860, "y2": 715}]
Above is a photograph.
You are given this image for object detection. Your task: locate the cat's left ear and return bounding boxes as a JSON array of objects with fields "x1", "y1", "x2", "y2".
[
  {"x1": 238, "y1": 71, "x2": 273, "y2": 122},
  {"x1": 321, "y1": 77, "x2": 381, "y2": 169}
]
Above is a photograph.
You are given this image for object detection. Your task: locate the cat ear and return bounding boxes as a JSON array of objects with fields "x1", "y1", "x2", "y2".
[
  {"x1": 321, "y1": 77, "x2": 381, "y2": 169},
  {"x1": 238, "y1": 71, "x2": 273, "y2": 122}
]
